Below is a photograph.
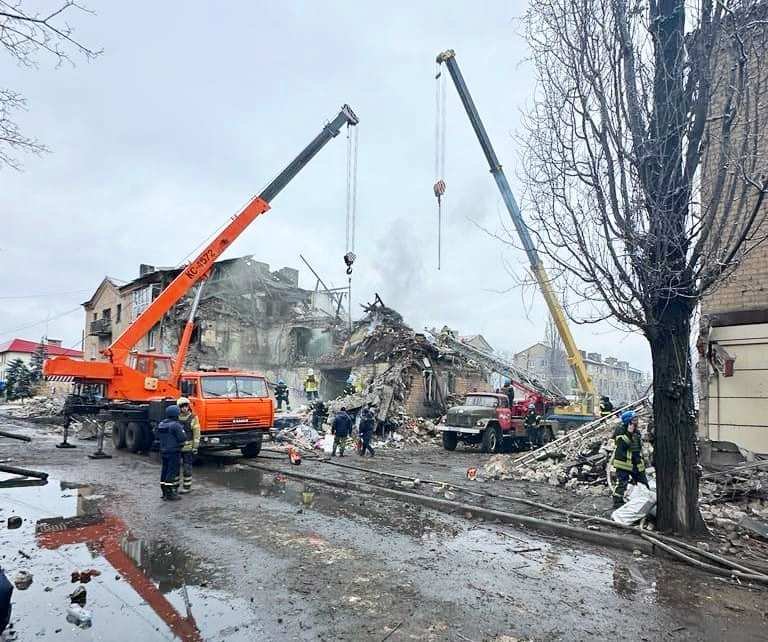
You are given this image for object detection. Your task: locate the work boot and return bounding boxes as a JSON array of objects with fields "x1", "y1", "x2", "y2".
[
  {"x1": 167, "y1": 489, "x2": 182, "y2": 501},
  {"x1": 161, "y1": 486, "x2": 168, "y2": 501}
]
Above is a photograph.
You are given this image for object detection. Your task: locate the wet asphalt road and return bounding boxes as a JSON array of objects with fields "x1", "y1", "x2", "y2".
[{"x1": 1, "y1": 418, "x2": 766, "y2": 641}]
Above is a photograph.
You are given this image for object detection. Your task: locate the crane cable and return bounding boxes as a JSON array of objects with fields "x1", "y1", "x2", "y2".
[
  {"x1": 434, "y1": 63, "x2": 447, "y2": 270},
  {"x1": 344, "y1": 123, "x2": 358, "y2": 276},
  {"x1": 344, "y1": 123, "x2": 359, "y2": 332}
]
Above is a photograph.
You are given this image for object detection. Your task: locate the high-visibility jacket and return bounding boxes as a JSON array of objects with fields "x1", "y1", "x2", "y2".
[
  {"x1": 613, "y1": 432, "x2": 645, "y2": 472},
  {"x1": 179, "y1": 411, "x2": 201, "y2": 452},
  {"x1": 304, "y1": 375, "x2": 318, "y2": 393}
]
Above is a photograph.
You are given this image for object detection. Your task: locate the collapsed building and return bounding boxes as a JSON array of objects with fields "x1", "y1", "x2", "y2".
[{"x1": 322, "y1": 295, "x2": 492, "y2": 421}]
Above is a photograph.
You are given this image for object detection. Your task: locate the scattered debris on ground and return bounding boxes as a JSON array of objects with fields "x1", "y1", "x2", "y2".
[
  {"x1": 482, "y1": 403, "x2": 653, "y2": 496},
  {"x1": 0, "y1": 397, "x2": 65, "y2": 419}
]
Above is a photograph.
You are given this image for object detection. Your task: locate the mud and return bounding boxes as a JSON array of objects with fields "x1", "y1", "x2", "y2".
[{"x1": 1, "y1": 417, "x2": 766, "y2": 641}]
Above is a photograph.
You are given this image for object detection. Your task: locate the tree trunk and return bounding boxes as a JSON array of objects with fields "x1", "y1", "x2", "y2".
[{"x1": 648, "y1": 302, "x2": 705, "y2": 535}]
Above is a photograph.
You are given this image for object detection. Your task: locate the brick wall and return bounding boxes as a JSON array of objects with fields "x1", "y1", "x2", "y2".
[
  {"x1": 700, "y1": 18, "x2": 768, "y2": 317},
  {"x1": 402, "y1": 369, "x2": 490, "y2": 417}
]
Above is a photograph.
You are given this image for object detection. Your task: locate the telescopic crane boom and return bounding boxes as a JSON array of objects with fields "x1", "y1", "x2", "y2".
[{"x1": 435, "y1": 50, "x2": 597, "y2": 415}]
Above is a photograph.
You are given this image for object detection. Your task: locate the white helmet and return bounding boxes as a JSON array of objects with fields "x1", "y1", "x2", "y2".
[
  {"x1": 308, "y1": 369, "x2": 315, "y2": 376},
  {"x1": 176, "y1": 397, "x2": 191, "y2": 407}
]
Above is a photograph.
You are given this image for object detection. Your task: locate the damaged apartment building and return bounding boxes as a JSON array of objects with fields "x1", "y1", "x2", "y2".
[{"x1": 82, "y1": 256, "x2": 347, "y2": 395}]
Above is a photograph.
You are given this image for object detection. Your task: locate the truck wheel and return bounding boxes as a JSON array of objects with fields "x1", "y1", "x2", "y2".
[
  {"x1": 442, "y1": 431, "x2": 458, "y2": 451},
  {"x1": 481, "y1": 425, "x2": 501, "y2": 453},
  {"x1": 112, "y1": 421, "x2": 127, "y2": 449},
  {"x1": 241, "y1": 435, "x2": 263, "y2": 458},
  {"x1": 125, "y1": 421, "x2": 144, "y2": 453}
]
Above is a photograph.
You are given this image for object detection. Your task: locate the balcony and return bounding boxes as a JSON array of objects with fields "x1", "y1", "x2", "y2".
[{"x1": 89, "y1": 318, "x2": 113, "y2": 337}]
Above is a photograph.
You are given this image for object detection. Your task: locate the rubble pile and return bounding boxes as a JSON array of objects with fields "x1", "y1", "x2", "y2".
[
  {"x1": 275, "y1": 423, "x2": 322, "y2": 450},
  {"x1": 483, "y1": 409, "x2": 653, "y2": 496},
  {"x1": 700, "y1": 463, "x2": 768, "y2": 552},
  {"x1": 0, "y1": 396, "x2": 65, "y2": 418}
]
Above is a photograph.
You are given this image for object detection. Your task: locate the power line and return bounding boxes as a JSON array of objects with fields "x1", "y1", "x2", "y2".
[
  {"x1": 0, "y1": 289, "x2": 90, "y2": 300},
  {"x1": 0, "y1": 306, "x2": 82, "y2": 342}
]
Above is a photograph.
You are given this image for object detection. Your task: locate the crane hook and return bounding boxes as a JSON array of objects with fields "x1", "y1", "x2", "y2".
[{"x1": 344, "y1": 251, "x2": 356, "y2": 275}]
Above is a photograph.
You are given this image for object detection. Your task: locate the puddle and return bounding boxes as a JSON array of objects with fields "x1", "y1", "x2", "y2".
[{"x1": 0, "y1": 474, "x2": 261, "y2": 641}]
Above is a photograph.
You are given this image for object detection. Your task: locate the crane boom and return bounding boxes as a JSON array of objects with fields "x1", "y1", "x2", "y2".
[
  {"x1": 435, "y1": 50, "x2": 597, "y2": 413},
  {"x1": 106, "y1": 105, "x2": 359, "y2": 366},
  {"x1": 425, "y1": 328, "x2": 567, "y2": 401}
]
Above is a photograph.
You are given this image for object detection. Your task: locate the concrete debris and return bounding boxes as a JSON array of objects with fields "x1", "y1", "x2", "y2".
[
  {"x1": 12, "y1": 570, "x2": 33, "y2": 590},
  {"x1": 65, "y1": 604, "x2": 92, "y2": 629},
  {"x1": 1, "y1": 396, "x2": 65, "y2": 419},
  {"x1": 275, "y1": 424, "x2": 322, "y2": 450},
  {"x1": 739, "y1": 515, "x2": 768, "y2": 541}
]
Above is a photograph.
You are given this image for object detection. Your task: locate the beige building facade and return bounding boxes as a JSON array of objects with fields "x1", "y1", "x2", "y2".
[{"x1": 514, "y1": 342, "x2": 648, "y2": 406}]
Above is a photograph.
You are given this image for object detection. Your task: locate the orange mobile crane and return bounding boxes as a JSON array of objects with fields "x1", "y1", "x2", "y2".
[{"x1": 44, "y1": 105, "x2": 359, "y2": 457}]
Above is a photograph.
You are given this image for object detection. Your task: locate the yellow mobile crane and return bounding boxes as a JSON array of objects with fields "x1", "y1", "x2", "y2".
[{"x1": 436, "y1": 49, "x2": 598, "y2": 424}]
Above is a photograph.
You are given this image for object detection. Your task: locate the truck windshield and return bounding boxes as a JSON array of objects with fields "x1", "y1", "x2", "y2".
[
  {"x1": 464, "y1": 395, "x2": 500, "y2": 408},
  {"x1": 201, "y1": 376, "x2": 268, "y2": 398}
]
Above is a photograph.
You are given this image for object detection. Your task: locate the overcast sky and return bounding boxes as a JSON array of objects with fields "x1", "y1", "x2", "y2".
[{"x1": 0, "y1": 1, "x2": 651, "y2": 372}]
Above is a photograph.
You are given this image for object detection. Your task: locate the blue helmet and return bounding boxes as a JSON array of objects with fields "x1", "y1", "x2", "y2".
[
  {"x1": 620, "y1": 410, "x2": 636, "y2": 425},
  {"x1": 278, "y1": 379, "x2": 285, "y2": 385},
  {"x1": 165, "y1": 404, "x2": 180, "y2": 419}
]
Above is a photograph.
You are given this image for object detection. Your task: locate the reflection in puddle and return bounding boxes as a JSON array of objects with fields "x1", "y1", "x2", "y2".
[{"x1": 0, "y1": 475, "x2": 259, "y2": 641}]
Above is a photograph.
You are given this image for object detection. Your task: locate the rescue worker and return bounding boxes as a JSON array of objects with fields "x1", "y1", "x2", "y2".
[
  {"x1": 177, "y1": 397, "x2": 200, "y2": 494},
  {"x1": 156, "y1": 404, "x2": 188, "y2": 501},
  {"x1": 358, "y1": 403, "x2": 376, "y2": 457},
  {"x1": 331, "y1": 406, "x2": 353, "y2": 457},
  {"x1": 600, "y1": 396, "x2": 614, "y2": 416},
  {"x1": 274, "y1": 379, "x2": 290, "y2": 411},
  {"x1": 343, "y1": 376, "x2": 356, "y2": 397},
  {"x1": 611, "y1": 410, "x2": 649, "y2": 508},
  {"x1": 312, "y1": 400, "x2": 329, "y2": 431},
  {"x1": 304, "y1": 369, "x2": 319, "y2": 402},
  {"x1": 524, "y1": 403, "x2": 541, "y2": 449},
  {"x1": 502, "y1": 382, "x2": 515, "y2": 409}
]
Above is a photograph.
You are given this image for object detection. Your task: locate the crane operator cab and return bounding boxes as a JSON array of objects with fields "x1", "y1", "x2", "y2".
[{"x1": 128, "y1": 353, "x2": 174, "y2": 391}]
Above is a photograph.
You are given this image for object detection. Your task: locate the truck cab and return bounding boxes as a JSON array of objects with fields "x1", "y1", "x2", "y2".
[
  {"x1": 439, "y1": 393, "x2": 517, "y2": 453},
  {"x1": 179, "y1": 370, "x2": 274, "y2": 456}
]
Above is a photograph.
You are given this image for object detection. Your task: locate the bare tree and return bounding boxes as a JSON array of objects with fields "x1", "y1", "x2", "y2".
[
  {"x1": 522, "y1": 0, "x2": 768, "y2": 533},
  {"x1": 0, "y1": 1, "x2": 99, "y2": 169},
  {"x1": 543, "y1": 314, "x2": 571, "y2": 394}
]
